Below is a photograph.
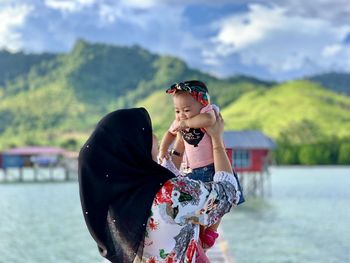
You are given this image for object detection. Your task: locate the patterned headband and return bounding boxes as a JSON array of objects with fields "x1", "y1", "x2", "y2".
[{"x1": 166, "y1": 82, "x2": 209, "y2": 106}]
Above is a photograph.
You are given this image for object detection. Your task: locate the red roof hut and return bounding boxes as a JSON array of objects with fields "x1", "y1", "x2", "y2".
[
  {"x1": 2, "y1": 146, "x2": 66, "y2": 168},
  {"x1": 223, "y1": 130, "x2": 276, "y2": 173}
]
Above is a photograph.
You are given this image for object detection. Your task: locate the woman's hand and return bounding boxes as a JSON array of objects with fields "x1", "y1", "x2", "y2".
[
  {"x1": 205, "y1": 112, "x2": 224, "y2": 139},
  {"x1": 206, "y1": 112, "x2": 232, "y2": 173}
]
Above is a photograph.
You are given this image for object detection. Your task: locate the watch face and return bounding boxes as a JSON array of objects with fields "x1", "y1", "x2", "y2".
[{"x1": 181, "y1": 128, "x2": 204, "y2": 147}]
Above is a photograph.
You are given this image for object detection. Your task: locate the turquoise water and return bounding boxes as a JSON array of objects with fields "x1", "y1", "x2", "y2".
[
  {"x1": 221, "y1": 166, "x2": 350, "y2": 263},
  {"x1": 0, "y1": 181, "x2": 100, "y2": 263},
  {"x1": 0, "y1": 166, "x2": 349, "y2": 263}
]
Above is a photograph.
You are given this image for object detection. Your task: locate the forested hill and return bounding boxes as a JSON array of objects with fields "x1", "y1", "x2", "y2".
[
  {"x1": 1, "y1": 40, "x2": 349, "y2": 164},
  {"x1": 222, "y1": 80, "x2": 350, "y2": 141},
  {"x1": 0, "y1": 40, "x2": 271, "y2": 149},
  {"x1": 0, "y1": 50, "x2": 57, "y2": 86},
  {"x1": 220, "y1": 80, "x2": 350, "y2": 164},
  {"x1": 307, "y1": 72, "x2": 350, "y2": 96}
]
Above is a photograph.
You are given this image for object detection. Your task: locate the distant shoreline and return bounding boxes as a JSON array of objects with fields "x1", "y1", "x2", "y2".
[{"x1": 270, "y1": 165, "x2": 350, "y2": 168}]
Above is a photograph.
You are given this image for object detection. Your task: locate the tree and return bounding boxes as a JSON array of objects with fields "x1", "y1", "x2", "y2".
[
  {"x1": 338, "y1": 143, "x2": 350, "y2": 164},
  {"x1": 61, "y1": 138, "x2": 78, "y2": 151},
  {"x1": 298, "y1": 145, "x2": 316, "y2": 165}
]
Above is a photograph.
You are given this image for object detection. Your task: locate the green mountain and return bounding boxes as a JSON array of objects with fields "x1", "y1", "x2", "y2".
[
  {"x1": 1, "y1": 40, "x2": 349, "y2": 164},
  {"x1": 0, "y1": 40, "x2": 269, "y2": 149},
  {"x1": 221, "y1": 80, "x2": 350, "y2": 164},
  {"x1": 0, "y1": 50, "x2": 56, "y2": 87},
  {"x1": 222, "y1": 80, "x2": 350, "y2": 142},
  {"x1": 307, "y1": 72, "x2": 350, "y2": 96}
]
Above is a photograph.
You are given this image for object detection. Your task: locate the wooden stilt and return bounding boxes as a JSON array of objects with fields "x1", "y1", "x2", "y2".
[
  {"x1": 239, "y1": 173, "x2": 244, "y2": 193},
  {"x1": 65, "y1": 166, "x2": 69, "y2": 181},
  {"x1": 19, "y1": 168, "x2": 23, "y2": 182},
  {"x1": 252, "y1": 173, "x2": 257, "y2": 197},
  {"x1": 49, "y1": 166, "x2": 53, "y2": 181},
  {"x1": 260, "y1": 172, "x2": 264, "y2": 197},
  {"x1": 1, "y1": 156, "x2": 78, "y2": 184},
  {"x1": 34, "y1": 165, "x2": 38, "y2": 182},
  {"x1": 4, "y1": 168, "x2": 7, "y2": 182},
  {"x1": 237, "y1": 170, "x2": 272, "y2": 198}
]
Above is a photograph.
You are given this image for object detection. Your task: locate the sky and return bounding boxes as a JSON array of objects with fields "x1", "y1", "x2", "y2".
[{"x1": 1, "y1": 0, "x2": 350, "y2": 81}]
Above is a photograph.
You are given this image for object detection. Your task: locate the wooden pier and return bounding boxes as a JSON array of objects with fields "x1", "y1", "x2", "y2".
[
  {"x1": 0, "y1": 161, "x2": 77, "y2": 183},
  {"x1": 0, "y1": 146, "x2": 78, "y2": 183},
  {"x1": 238, "y1": 171, "x2": 271, "y2": 198}
]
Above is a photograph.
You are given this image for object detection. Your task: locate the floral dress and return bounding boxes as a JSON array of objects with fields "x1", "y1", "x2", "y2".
[{"x1": 141, "y1": 161, "x2": 240, "y2": 263}]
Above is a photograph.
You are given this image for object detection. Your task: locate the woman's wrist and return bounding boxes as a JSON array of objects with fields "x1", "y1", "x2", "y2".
[
  {"x1": 211, "y1": 136, "x2": 224, "y2": 148},
  {"x1": 213, "y1": 146, "x2": 225, "y2": 151}
]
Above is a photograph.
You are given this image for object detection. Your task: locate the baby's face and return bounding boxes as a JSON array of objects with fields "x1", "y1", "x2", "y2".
[{"x1": 173, "y1": 92, "x2": 203, "y2": 121}]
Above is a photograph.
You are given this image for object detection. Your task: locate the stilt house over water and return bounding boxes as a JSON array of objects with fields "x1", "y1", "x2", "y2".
[
  {"x1": 223, "y1": 130, "x2": 276, "y2": 197},
  {"x1": 1, "y1": 146, "x2": 65, "y2": 168},
  {"x1": 0, "y1": 146, "x2": 78, "y2": 182}
]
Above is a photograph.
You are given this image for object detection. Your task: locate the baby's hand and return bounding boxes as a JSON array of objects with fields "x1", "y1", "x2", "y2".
[
  {"x1": 172, "y1": 120, "x2": 188, "y2": 132},
  {"x1": 158, "y1": 148, "x2": 170, "y2": 163}
]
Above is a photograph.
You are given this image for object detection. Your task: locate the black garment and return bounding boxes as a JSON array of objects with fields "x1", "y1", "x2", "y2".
[
  {"x1": 78, "y1": 108, "x2": 175, "y2": 263},
  {"x1": 181, "y1": 128, "x2": 205, "y2": 147}
]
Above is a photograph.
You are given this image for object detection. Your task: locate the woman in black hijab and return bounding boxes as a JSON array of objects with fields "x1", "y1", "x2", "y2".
[{"x1": 79, "y1": 107, "x2": 240, "y2": 263}]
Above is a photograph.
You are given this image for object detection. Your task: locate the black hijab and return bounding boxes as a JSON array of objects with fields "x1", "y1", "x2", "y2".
[{"x1": 78, "y1": 108, "x2": 175, "y2": 263}]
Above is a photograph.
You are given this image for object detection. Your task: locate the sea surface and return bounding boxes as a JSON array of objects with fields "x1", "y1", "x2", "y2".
[
  {"x1": 221, "y1": 166, "x2": 350, "y2": 263},
  {"x1": 0, "y1": 166, "x2": 349, "y2": 263}
]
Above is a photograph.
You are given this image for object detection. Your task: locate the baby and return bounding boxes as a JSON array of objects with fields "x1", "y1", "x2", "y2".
[
  {"x1": 159, "y1": 80, "x2": 244, "y2": 249},
  {"x1": 159, "y1": 80, "x2": 217, "y2": 179}
]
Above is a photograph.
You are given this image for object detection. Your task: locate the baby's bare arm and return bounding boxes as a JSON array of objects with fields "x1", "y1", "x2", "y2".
[
  {"x1": 184, "y1": 111, "x2": 216, "y2": 128},
  {"x1": 171, "y1": 133, "x2": 185, "y2": 169},
  {"x1": 159, "y1": 131, "x2": 176, "y2": 160}
]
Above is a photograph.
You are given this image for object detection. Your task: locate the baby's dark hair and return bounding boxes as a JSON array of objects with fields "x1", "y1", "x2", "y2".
[{"x1": 166, "y1": 80, "x2": 210, "y2": 106}]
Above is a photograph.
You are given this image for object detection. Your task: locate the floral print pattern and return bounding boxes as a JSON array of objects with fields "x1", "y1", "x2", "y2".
[{"x1": 142, "y1": 174, "x2": 238, "y2": 262}]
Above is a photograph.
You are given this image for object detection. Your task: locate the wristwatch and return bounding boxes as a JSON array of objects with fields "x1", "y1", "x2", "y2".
[{"x1": 170, "y1": 149, "x2": 183, "y2": 157}]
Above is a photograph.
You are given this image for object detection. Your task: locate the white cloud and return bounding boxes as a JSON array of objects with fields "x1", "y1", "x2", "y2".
[
  {"x1": 1, "y1": 0, "x2": 348, "y2": 80},
  {"x1": 0, "y1": 4, "x2": 33, "y2": 51},
  {"x1": 214, "y1": 4, "x2": 285, "y2": 52},
  {"x1": 118, "y1": 0, "x2": 245, "y2": 9},
  {"x1": 98, "y1": 3, "x2": 122, "y2": 24},
  {"x1": 322, "y1": 44, "x2": 343, "y2": 57},
  {"x1": 95, "y1": 2, "x2": 202, "y2": 55},
  {"x1": 44, "y1": 0, "x2": 96, "y2": 13},
  {"x1": 268, "y1": 0, "x2": 350, "y2": 25},
  {"x1": 119, "y1": 0, "x2": 161, "y2": 9},
  {"x1": 209, "y1": 4, "x2": 350, "y2": 73}
]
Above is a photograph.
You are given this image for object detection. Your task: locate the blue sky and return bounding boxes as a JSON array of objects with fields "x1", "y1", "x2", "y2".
[{"x1": 1, "y1": 0, "x2": 350, "y2": 80}]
